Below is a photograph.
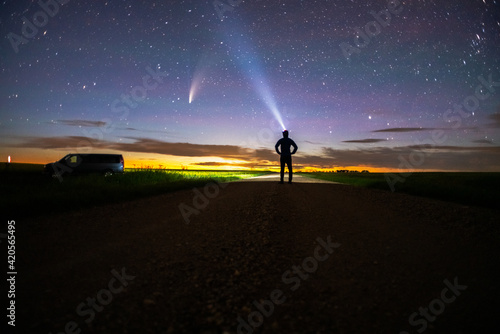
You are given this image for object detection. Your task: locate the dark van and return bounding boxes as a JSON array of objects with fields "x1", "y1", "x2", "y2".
[{"x1": 44, "y1": 153, "x2": 124, "y2": 177}]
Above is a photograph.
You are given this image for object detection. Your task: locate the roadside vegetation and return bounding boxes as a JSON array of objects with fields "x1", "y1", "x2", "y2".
[
  {"x1": 301, "y1": 172, "x2": 500, "y2": 210},
  {"x1": 3, "y1": 163, "x2": 498, "y2": 217},
  {"x1": 1, "y1": 163, "x2": 270, "y2": 218}
]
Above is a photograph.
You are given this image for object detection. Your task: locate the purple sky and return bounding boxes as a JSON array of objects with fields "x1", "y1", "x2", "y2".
[{"x1": 1, "y1": 0, "x2": 500, "y2": 171}]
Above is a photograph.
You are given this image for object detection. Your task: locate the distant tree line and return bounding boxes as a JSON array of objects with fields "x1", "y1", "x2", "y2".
[
  {"x1": 335, "y1": 170, "x2": 370, "y2": 173},
  {"x1": 305, "y1": 170, "x2": 370, "y2": 173}
]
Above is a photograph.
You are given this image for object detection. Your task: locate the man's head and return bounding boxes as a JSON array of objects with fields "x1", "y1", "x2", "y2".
[{"x1": 283, "y1": 130, "x2": 289, "y2": 138}]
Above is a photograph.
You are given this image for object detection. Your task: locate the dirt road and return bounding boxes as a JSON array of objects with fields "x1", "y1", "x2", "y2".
[{"x1": 17, "y1": 178, "x2": 500, "y2": 333}]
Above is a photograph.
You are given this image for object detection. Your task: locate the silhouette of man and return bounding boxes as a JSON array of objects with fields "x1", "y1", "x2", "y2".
[{"x1": 275, "y1": 130, "x2": 298, "y2": 183}]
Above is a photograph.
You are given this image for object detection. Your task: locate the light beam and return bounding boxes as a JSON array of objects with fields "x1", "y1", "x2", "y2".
[{"x1": 223, "y1": 28, "x2": 286, "y2": 130}]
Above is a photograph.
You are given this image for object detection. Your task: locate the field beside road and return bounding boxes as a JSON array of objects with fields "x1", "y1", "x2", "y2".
[
  {"x1": 0, "y1": 163, "x2": 270, "y2": 218},
  {"x1": 301, "y1": 172, "x2": 500, "y2": 210},
  {"x1": 2, "y1": 164, "x2": 499, "y2": 218}
]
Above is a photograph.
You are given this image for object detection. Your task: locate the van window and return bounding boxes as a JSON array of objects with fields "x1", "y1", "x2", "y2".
[
  {"x1": 86, "y1": 155, "x2": 100, "y2": 163},
  {"x1": 67, "y1": 155, "x2": 78, "y2": 164},
  {"x1": 65, "y1": 154, "x2": 81, "y2": 167}
]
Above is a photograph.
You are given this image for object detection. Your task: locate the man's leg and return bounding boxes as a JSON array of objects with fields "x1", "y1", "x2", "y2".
[
  {"x1": 287, "y1": 156, "x2": 293, "y2": 182},
  {"x1": 280, "y1": 156, "x2": 285, "y2": 182}
]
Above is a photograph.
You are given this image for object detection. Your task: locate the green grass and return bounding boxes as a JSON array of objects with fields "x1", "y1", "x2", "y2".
[
  {"x1": 0, "y1": 163, "x2": 270, "y2": 218},
  {"x1": 300, "y1": 172, "x2": 500, "y2": 210},
  {"x1": 4, "y1": 162, "x2": 498, "y2": 216},
  {"x1": 1, "y1": 162, "x2": 43, "y2": 173}
]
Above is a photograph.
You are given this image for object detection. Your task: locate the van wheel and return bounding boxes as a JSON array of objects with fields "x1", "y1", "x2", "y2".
[
  {"x1": 51, "y1": 172, "x2": 63, "y2": 179},
  {"x1": 104, "y1": 170, "x2": 114, "y2": 177}
]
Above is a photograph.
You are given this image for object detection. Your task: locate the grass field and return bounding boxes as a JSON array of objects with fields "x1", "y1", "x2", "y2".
[
  {"x1": 0, "y1": 163, "x2": 270, "y2": 218},
  {"x1": 301, "y1": 172, "x2": 500, "y2": 210},
  {"x1": 3, "y1": 163, "x2": 498, "y2": 217}
]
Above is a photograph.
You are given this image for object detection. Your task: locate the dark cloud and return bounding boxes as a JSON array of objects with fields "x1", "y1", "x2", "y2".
[
  {"x1": 12, "y1": 136, "x2": 500, "y2": 171},
  {"x1": 53, "y1": 121, "x2": 171, "y2": 136},
  {"x1": 115, "y1": 127, "x2": 175, "y2": 134},
  {"x1": 372, "y1": 126, "x2": 480, "y2": 133},
  {"x1": 322, "y1": 145, "x2": 500, "y2": 171},
  {"x1": 193, "y1": 162, "x2": 234, "y2": 167},
  {"x1": 342, "y1": 139, "x2": 387, "y2": 143},
  {"x1": 110, "y1": 137, "x2": 253, "y2": 160},
  {"x1": 405, "y1": 144, "x2": 500, "y2": 152},
  {"x1": 472, "y1": 139, "x2": 493, "y2": 144},
  {"x1": 372, "y1": 127, "x2": 436, "y2": 133},
  {"x1": 486, "y1": 113, "x2": 500, "y2": 128},
  {"x1": 14, "y1": 136, "x2": 98, "y2": 149},
  {"x1": 13, "y1": 136, "x2": 273, "y2": 162},
  {"x1": 57, "y1": 120, "x2": 107, "y2": 127},
  {"x1": 192, "y1": 161, "x2": 275, "y2": 169},
  {"x1": 294, "y1": 154, "x2": 336, "y2": 168}
]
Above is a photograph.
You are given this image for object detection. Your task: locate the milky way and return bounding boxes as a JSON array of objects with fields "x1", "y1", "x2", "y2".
[{"x1": 1, "y1": 0, "x2": 499, "y2": 171}]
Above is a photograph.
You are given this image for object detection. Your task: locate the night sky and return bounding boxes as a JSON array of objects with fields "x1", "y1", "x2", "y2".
[{"x1": 1, "y1": 0, "x2": 500, "y2": 171}]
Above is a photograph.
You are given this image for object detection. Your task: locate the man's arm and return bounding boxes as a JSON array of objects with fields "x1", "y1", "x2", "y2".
[
  {"x1": 275, "y1": 140, "x2": 281, "y2": 155},
  {"x1": 291, "y1": 140, "x2": 298, "y2": 154}
]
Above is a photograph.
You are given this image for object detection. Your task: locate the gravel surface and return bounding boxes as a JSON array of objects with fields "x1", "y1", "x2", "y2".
[{"x1": 17, "y1": 180, "x2": 500, "y2": 333}]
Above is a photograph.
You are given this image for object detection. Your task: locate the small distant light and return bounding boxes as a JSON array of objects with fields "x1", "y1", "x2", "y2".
[{"x1": 8, "y1": 155, "x2": 11, "y2": 163}]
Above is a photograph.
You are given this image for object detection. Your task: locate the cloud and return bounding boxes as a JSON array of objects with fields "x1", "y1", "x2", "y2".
[
  {"x1": 12, "y1": 135, "x2": 500, "y2": 171},
  {"x1": 486, "y1": 112, "x2": 500, "y2": 128},
  {"x1": 321, "y1": 145, "x2": 500, "y2": 171},
  {"x1": 342, "y1": 139, "x2": 387, "y2": 143},
  {"x1": 372, "y1": 126, "x2": 479, "y2": 133},
  {"x1": 192, "y1": 161, "x2": 276, "y2": 169},
  {"x1": 57, "y1": 120, "x2": 107, "y2": 127},
  {"x1": 405, "y1": 144, "x2": 500, "y2": 152},
  {"x1": 472, "y1": 139, "x2": 494, "y2": 144},
  {"x1": 294, "y1": 154, "x2": 336, "y2": 168},
  {"x1": 52, "y1": 121, "x2": 171, "y2": 136},
  {"x1": 112, "y1": 137, "x2": 253, "y2": 160},
  {"x1": 115, "y1": 126, "x2": 175, "y2": 135},
  {"x1": 193, "y1": 162, "x2": 234, "y2": 167},
  {"x1": 372, "y1": 127, "x2": 436, "y2": 133},
  {"x1": 14, "y1": 136, "x2": 97, "y2": 149},
  {"x1": 13, "y1": 136, "x2": 275, "y2": 162}
]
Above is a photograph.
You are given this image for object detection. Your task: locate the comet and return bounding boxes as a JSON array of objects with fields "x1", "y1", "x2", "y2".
[
  {"x1": 189, "y1": 72, "x2": 202, "y2": 104},
  {"x1": 188, "y1": 52, "x2": 214, "y2": 104},
  {"x1": 188, "y1": 84, "x2": 195, "y2": 103}
]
